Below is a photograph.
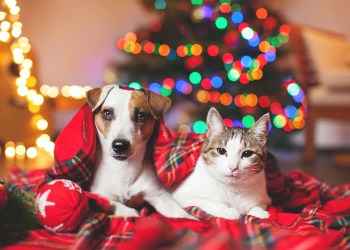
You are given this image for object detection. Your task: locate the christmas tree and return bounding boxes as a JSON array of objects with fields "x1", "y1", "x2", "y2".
[{"x1": 115, "y1": 0, "x2": 306, "y2": 146}]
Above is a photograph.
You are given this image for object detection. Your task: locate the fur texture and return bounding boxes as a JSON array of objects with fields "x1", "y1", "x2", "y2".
[
  {"x1": 87, "y1": 85, "x2": 194, "y2": 219},
  {"x1": 172, "y1": 107, "x2": 271, "y2": 219}
]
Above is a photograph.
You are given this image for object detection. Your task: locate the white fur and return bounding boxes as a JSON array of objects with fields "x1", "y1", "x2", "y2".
[
  {"x1": 89, "y1": 86, "x2": 194, "y2": 219},
  {"x1": 172, "y1": 108, "x2": 271, "y2": 219}
]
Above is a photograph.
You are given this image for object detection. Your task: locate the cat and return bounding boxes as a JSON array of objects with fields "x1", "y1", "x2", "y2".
[{"x1": 172, "y1": 107, "x2": 271, "y2": 219}]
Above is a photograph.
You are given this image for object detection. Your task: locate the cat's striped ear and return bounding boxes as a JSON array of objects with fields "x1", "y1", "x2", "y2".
[
  {"x1": 206, "y1": 107, "x2": 226, "y2": 137},
  {"x1": 249, "y1": 113, "x2": 270, "y2": 145}
]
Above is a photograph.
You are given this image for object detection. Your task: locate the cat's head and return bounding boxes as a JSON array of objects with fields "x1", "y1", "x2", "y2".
[{"x1": 201, "y1": 107, "x2": 270, "y2": 184}]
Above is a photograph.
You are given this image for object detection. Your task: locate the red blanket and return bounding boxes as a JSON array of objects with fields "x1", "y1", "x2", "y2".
[
  {"x1": 3, "y1": 168, "x2": 350, "y2": 250},
  {"x1": 2, "y1": 104, "x2": 350, "y2": 249}
]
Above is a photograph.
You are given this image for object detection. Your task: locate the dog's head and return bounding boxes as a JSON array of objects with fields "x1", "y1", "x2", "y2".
[{"x1": 86, "y1": 85, "x2": 171, "y2": 161}]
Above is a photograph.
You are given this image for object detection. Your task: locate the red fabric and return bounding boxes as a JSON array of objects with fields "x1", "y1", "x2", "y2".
[{"x1": 54, "y1": 104, "x2": 95, "y2": 162}]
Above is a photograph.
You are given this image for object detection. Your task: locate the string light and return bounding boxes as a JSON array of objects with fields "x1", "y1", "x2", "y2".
[
  {"x1": 1, "y1": 0, "x2": 91, "y2": 158},
  {"x1": 115, "y1": 1, "x2": 304, "y2": 133}
]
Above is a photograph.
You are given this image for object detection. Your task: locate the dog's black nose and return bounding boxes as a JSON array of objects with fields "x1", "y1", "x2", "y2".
[{"x1": 112, "y1": 140, "x2": 130, "y2": 154}]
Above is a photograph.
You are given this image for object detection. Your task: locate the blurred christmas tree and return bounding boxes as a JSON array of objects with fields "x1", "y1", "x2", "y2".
[{"x1": 115, "y1": 0, "x2": 306, "y2": 147}]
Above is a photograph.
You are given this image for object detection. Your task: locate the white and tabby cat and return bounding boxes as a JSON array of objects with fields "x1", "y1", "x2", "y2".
[{"x1": 172, "y1": 107, "x2": 271, "y2": 219}]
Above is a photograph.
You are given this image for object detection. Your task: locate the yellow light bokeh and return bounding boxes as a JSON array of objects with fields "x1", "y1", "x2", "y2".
[
  {"x1": 15, "y1": 144, "x2": 26, "y2": 157},
  {"x1": 5, "y1": 146, "x2": 15, "y2": 158},
  {"x1": 37, "y1": 119, "x2": 48, "y2": 130},
  {"x1": 26, "y1": 147, "x2": 38, "y2": 158}
]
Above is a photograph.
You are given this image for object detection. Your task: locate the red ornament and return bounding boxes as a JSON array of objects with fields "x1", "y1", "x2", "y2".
[
  {"x1": 36, "y1": 179, "x2": 89, "y2": 232},
  {"x1": 0, "y1": 182, "x2": 8, "y2": 211}
]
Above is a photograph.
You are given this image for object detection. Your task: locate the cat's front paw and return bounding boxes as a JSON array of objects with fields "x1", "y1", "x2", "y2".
[{"x1": 247, "y1": 207, "x2": 270, "y2": 219}]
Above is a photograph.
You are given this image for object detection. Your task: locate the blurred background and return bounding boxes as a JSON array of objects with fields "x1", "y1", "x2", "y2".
[{"x1": 0, "y1": 0, "x2": 349, "y2": 183}]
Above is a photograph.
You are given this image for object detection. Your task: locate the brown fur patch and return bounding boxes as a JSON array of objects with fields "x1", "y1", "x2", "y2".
[
  {"x1": 86, "y1": 88, "x2": 102, "y2": 109},
  {"x1": 95, "y1": 108, "x2": 112, "y2": 138},
  {"x1": 129, "y1": 91, "x2": 156, "y2": 143}
]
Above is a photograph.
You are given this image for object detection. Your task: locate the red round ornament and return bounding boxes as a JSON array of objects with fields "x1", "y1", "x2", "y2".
[{"x1": 36, "y1": 179, "x2": 89, "y2": 232}]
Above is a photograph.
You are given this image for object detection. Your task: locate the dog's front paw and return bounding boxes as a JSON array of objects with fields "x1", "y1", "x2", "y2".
[
  {"x1": 206, "y1": 207, "x2": 240, "y2": 219},
  {"x1": 247, "y1": 207, "x2": 270, "y2": 219},
  {"x1": 110, "y1": 201, "x2": 140, "y2": 217}
]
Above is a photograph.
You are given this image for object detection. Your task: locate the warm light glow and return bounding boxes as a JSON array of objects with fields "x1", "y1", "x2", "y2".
[
  {"x1": 15, "y1": 144, "x2": 26, "y2": 157},
  {"x1": 17, "y1": 85, "x2": 28, "y2": 96},
  {"x1": 33, "y1": 94, "x2": 44, "y2": 105},
  {"x1": 22, "y1": 58, "x2": 33, "y2": 69},
  {"x1": 48, "y1": 86, "x2": 59, "y2": 98},
  {"x1": 26, "y1": 147, "x2": 38, "y2": 158},
  {"x1": 0, "y1": 31, "x2": 10, "y2": 42},
  {"x1": 36, "y1": 134, "x2": 50, "y2": 148},
  {"x1": 5, "y1": 146, "x2": 15, "y2": 158},
  {"x1": 37, "y1": 118, "x2": 48, "y2": 130},
  {"x1": 1, "y1": 20, "x2": 10, "y2": 31}
]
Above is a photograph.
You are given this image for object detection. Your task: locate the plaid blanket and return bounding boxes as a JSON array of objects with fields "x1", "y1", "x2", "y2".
[{"x1": 2, "y1": 104, "x2": 350, "y2": 249}]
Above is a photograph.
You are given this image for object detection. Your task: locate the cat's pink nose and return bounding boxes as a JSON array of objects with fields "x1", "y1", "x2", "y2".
[{"x1": 230, "y1": 167, "x2": 238, "y2": 172}]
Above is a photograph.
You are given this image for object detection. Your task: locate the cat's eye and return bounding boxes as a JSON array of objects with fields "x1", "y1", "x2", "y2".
[
  {"x1": 102, "y1": 108, "x2": 113, "y2": 120},
  {"x1": 217, "y1": 148, "x2": 227, "y2": 155},
  {"x1": 242, "y1": 150, "x2": 254, "y2": 158}
]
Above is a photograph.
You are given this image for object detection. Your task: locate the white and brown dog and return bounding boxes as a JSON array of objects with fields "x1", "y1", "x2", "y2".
[{"x1": 86, "y1": 85, "x2": 194, "y2": 219}]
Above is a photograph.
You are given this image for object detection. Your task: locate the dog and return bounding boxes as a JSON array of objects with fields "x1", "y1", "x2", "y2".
[{"x1": 86, "y1": 85, "x2": 194, "y2": 219}]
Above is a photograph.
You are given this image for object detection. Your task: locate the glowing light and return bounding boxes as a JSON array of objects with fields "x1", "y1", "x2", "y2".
[
  {"x1": 231, "y1": 11, "x2": 243, "y2": 24},
  {"x1": 242, "y1": 115, "x2": 255, "y2": 128},
  {"x1": 37, "y1": 119, "x2": 48, "y2": 130},
  {"x1": 26, "y1": 147, "x2": 38, "y2": 158},
  {"x1": 189, "y1": 71, "x2": 202, "y2": 84},
  {"x1": 273, "y1": 115, "x2": 287, "y2": 128},
  {"x1": 191, "y1": 44, "x2": 202, "y2": 56},
  {"x1": 241, "y1": 27, "x2": 254, "y2": 40},
  {"x1": 207, "y1": 45, "x2": 219, "y2": 57},
  {"x1": 177, "y1": 45, "x2": 188, "y2": 57},
  {"x1": 0, "y1": 31, "x2": 10, "y2": 42},
  {"x1": 36, "y1": 134, "x2": 50, "y2": 148},
  {"x1": 5, "y1": 146, "x2": 15, "y2": 158},
  {"x1": 256, "y1": 8, "x2": 268, "y2": 19},
  {"x1": 220, "y1": 3, "x2": 231, "y2": 13},
  {"x1": 201, "y1": 78, "x2": 212, "y2": 90},
  {"x1": 149, "y1": 82, "x2": 161, "y2": 94},
  {"x1": 129, "y1": 82, "x2": 142, "y2": 90},
  {"x1": 193, "y1": 120, "x2": 207, "y2": 134},
  {"x1": 160, "y1": 86, "x2": 172, "y2": 96},
  {"x1": 241, "y1": 55, "x2": 252, "y2": 68},
  {"x1": 154, "y1": 0, "x2": 166, "y2": 10},
  {"x1": 227, "y1": 68, "x2": 240, "y2": 81},
  {"x1": 48, "y1": 86, "x2": 59, "y2": 98},
  {"x1": 191, "y1": 0, "x2": 203, "y2": 5},
  {"x1": 222, "y1": 53, "x2": 233, "y2": 64},
  {"x1": 159, "y1": 44, "x2": 170, "y2": 56},
  {"x1": 211, "y1": 76, "x2": 223, "y2": 88},
  {"x1": 163, "y1": 78, "x2": 175, "y2": 89},
  {"x1": 270, "y1": 102, "x2": 283, "y2": 114},
  {"x1": 284, "y1": 105, "x2": 298, "y2": 119},
  {"x1": 209, "y1": 90, "x2": 221, "y2": 103},
  {"x1": 1, "y1": 20, "x2": 10, "y2": 31},
  {"x1": 15, "y1": 144, "x2": 26, "y2": 157},
  {"x1": 220, "y1": 93, "x2": 233, "y2": 106},
  {"x1": 286, "y1": 83, "x2": 300, "y2": 96},
  {"x1": 33, "y1": 94, "x2": 44, "y2": 105},
  {"x1": 197, "y1": 90, "x2": 210, "y2": 103},
  {"x1": 258, "y1": 96, "x2": 270, "y2": 108},
  {"x1": 215, "y1": 17, "x2": 228, "y2": 29}
]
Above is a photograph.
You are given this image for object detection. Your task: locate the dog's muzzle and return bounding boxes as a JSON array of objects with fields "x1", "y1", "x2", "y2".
[{"x1": 112, "y1": 139, "x2": 130, "y2": 161}]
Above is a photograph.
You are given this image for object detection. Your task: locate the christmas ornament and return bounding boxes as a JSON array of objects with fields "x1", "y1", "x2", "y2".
[{"x1": 36, "y1": 179, "x2": 89, "y2": 232}]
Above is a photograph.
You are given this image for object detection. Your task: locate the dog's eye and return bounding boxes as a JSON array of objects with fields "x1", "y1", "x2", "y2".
[
  {"x1": 217, "y1": 148, "x2": 227, "y2": 156},
  {"x1": 102, "y1": 109, "x2": 113, "y2": 120},
  {"x1": 136, "y1": 111, "x2": 146, "y2": 123},
  {"x1": 242, "y1": 150, "x2": 254, "y2": 158}
]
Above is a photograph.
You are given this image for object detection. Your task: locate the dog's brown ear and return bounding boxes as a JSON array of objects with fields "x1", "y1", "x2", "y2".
[
  {"x1": 86, "y1": 85, "x2": 115, "y2": 112},
  {"x1": 143, "y1": 89, "x2": 172, "y2": 119}
]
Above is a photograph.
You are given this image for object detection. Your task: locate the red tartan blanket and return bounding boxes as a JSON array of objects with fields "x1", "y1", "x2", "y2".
[{"x1": 2, "y1": 104, "x2": 350, "y2": 249}]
